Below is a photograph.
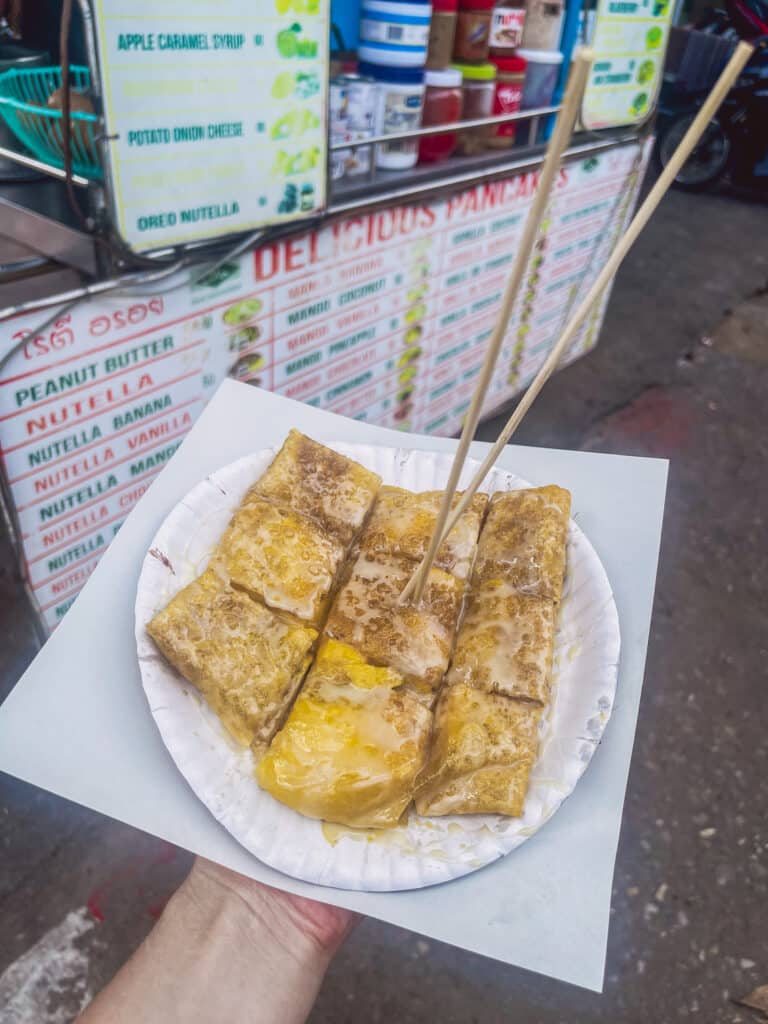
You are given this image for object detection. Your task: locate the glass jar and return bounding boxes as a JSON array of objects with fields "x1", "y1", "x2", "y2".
[
  {"x1": 454, "y1": 0, "x2": 495, "y2": 62},
  {"x1": 489, "y1": 1, "x2": 527, "y2": 56},
  {"x1": 360, "y1": 62, "x2": 426, "y2": 170},
  {"x1": 426, "y1": 0, "x2": 459, "y2": 70},
  {"x1": 488, "y1": 54, "x2": 526, "y2": 148},
  {"x1": 418, "y1": 67, "x2": 463, "y2": 162},
  {"x1": 452, "y1": 61, "x2": 496, "y2": 154}
]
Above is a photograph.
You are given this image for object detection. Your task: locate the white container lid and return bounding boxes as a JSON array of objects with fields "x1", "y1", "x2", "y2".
[
  {"x1": 358, "y1": 43, "x2": 427, "y2": 67},
  {"x1": 516, "y1": 48, "x2": 564, "y2": 63},
  {"x1": 362, "y1": 0, "x2": 432, "y2": 13},
  {"x1": 424, "y1": 68, "x2": 462, "y2": 87}
]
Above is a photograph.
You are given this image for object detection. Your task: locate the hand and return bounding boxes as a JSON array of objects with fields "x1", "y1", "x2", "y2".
[
  {"x1": 80, "y1": 857, "x2": 358, "y2": 1024},
  {"x1": 189, "y1": 857, "x2": 358, "y2": 958}
]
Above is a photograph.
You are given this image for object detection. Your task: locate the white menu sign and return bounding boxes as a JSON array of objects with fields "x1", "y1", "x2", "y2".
[{"x1": 93, "y1": 0, "x2": 329, "y2": 251}]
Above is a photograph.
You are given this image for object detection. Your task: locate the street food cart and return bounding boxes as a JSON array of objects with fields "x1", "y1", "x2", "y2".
[{"x1": 0, "y1": 0, "x2": 674, "y2": 629}]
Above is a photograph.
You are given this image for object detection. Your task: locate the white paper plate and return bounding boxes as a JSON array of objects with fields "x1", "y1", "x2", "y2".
[{"x1": 135, "y1": 443, "x2": 620, "y2": 891}]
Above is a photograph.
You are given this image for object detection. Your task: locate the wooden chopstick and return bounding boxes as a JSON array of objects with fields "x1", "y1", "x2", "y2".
[
  {"x1": 404, "y1": 40, "x2": 755, "y2": 584},
  {"x1": 400, "y1": 47, "x2": 595, "y2": 604}
]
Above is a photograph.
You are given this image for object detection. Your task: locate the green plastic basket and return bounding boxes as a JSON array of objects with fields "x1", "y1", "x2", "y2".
[{"x1": 0, "y1": 65, "x2": 102, "y2": 180}]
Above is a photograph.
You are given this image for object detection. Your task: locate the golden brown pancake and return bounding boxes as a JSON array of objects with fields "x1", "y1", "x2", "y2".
[
  {"x1": 257, "y1": 639, "x2": 432, "y2": 828},
  {"x1": 361, "y1": 486, "x2": 487, "y2": 580},
  {"x1": 212, "y1": 496, "x2": 346, "y2": 626},
  {"x1": 446, "y1": 580, "x2": 556, "y2": 703},
  {"x1": 473, "y1": 486, "x2": 571, "y2": 600},
  {"x1": 324, "y1": 550, "x2": 464, "y2": 704},
  {"x1": 415, "y1": 683, "x2": 542, "y2": 818},
  {"x1": 251, "y1": 429, "x2": 381, "y2": 546},
  {"x1": 147, "y1": 569, "x2": 317, "y2": 750}
]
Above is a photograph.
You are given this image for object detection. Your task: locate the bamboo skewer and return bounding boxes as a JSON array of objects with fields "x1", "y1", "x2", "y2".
[
  {"x1": 401, "y1": 47, "x2": 594, "y2": 604},
  {"x1": 404, "y1": 40, "x2": 754, "y2": 594}
]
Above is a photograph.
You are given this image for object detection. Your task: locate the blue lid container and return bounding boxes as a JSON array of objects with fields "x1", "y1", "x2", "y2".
[
  {"x1": 359, "y1": 0, "x2": 432, "y2": 67},
  {"x1": 358, "y1": 61, "x2": 426, "y2": 84}
]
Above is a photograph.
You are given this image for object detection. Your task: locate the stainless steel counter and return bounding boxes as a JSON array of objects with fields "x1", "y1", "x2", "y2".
[{"x1": 0, "y1": 177, "x2": 97, "y2": 308}]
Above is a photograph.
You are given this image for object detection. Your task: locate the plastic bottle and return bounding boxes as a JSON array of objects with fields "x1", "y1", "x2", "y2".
[
  {"x1": 488, "y1": 54, "x2": 527, "y2": 147},
  {"x1": 360, "y1": 62, "x2": 426, "y2": 169},
  {"x1": 426, "y1": 0, "x2": 459, "y2": 69},
  {"x1": 520, "y1": 0, "x2": 564, "y2": 51},
  {"x1": 359, "y1": 0, "x2": 433, "y2": 68},
  {"x1": 489, "y1": 1, "x2": 528, "y2": 56},
  {"x1": 454, "y1": 0, "x2": 495, "y2": 61},
  {"x1": 452, "y1": 60, "x2": 496, "y2": 154},
  {"x1": 418, "y1": 67, "x2": 462, "y2": 161}
]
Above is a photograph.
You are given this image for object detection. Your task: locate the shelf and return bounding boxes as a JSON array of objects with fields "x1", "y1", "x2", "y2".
[
  {"x1": 328, "y1": 127, "x2": 644, "y2": 214},
  {"x1": 0, "y1": 123, "x2": 645, "y2": 320},
  {"x1": 0, "y1": 176, "x2": 98, "y2": 310}
]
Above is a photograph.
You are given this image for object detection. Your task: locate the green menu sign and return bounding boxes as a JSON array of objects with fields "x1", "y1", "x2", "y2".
[
  {"x1": 93, "y1": 0, "x2": 330, "y2": 252},
  {"x1": 581, "y1": 0, "x2": 674, "y2": 129}
]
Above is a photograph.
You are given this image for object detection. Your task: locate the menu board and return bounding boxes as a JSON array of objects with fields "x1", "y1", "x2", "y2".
[
  {"x1": 0, "y1": 140, "x2": 649, "y2": 630},
  {"x1": 93, "y1": 0, "x2": 329, "y2": 251},
  {"x1": 581, "y1": 0, "x2": 674, "y2": 129}
]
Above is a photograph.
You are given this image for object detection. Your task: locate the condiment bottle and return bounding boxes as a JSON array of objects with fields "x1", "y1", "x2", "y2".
[
  {"x1": 418, "y1": 67, "x2": 463, "y2": 161},
  {"x1": 454, "y1": 0, "x2": 496, "y2": 62},
  {"x1": 359, "y1": 0, "x2": 433, "y2": 68},
  {"x1": 489, "y1": 0, "x2": 527, "y2": 56},
  {"x1": 452, "y1": 60, "x2": 496, "y2": 154},
  {"x1": 360, "y1": 62, "x2": 426, "y2": 170},
  {"x1": 487, "y1": 54, "x2": 526, "y2": 147},
  {"x1": 520, "y1": 0, "x2": 564, "y2": 51},
  {"x1": 426, "y1": 0, "x2": 459, "y2": 70}
]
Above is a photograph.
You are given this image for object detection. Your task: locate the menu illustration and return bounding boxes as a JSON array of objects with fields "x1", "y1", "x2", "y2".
[{"x1": 93, "y1": 0, "x2": 329, "y2": 251}]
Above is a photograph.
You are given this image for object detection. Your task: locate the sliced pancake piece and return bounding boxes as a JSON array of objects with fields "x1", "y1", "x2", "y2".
[
  {"x1": 415, "y1": 683, "x2": 542, "y2": 818},
  {"x1": 250, "y1": 429, "x2": 381, "y2": 545},
  {"x1": 474, "y1": 486, "x2": 571, "y2": 601},
  {"x1": 324, "y1": 551, "x2": 464, "y2": 704},
  {"x1": 446, "y1": 579, "x2": 556, "y2": 704},
  {"x1": 146, "y1": 569, "x2": 317, "y2": 750},
  {"x1": 257, "y1": 639, "x2": 432, "y2": 828},
  {"x1": 211, "y1": 496, "x2": 346, "y2": 626},
  {"x1": 361, "y1": 486, "x2": 488, "y2": 580}
]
